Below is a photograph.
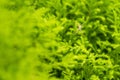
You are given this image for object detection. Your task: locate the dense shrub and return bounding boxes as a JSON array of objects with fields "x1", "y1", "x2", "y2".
[{"x1": 0, "y1": 0, "x2": 120, "y2": 80}]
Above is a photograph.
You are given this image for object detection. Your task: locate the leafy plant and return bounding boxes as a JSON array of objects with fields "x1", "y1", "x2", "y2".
[{"x1": 0, "y1": 0, "x2": 120, "y2": 80}]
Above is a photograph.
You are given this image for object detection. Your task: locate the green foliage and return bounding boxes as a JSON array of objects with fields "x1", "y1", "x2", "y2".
[{"x1": 0, "y1": 0, "x2": 120, "y2": 80}]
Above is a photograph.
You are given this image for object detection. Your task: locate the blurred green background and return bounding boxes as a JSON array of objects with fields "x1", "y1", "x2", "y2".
[{"x1": 0, "y1": 0, "x2": 120, "y2": 80}]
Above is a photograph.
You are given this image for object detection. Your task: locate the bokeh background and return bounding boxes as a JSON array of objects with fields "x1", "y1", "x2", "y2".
[{"x1": 0, "y1": 0, "x2": 120, "y2": 80}]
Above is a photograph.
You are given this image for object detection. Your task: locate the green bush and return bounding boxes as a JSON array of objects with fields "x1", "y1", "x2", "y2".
[{"x1": 0, "y1": 0, "x2": 120, "y2": 80}]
